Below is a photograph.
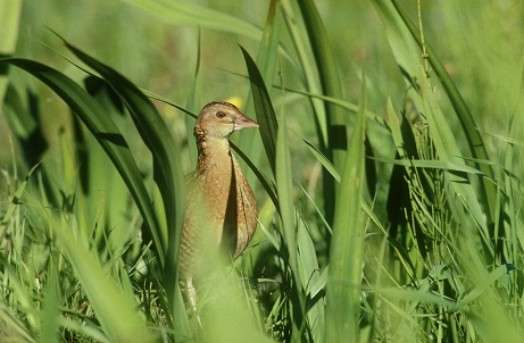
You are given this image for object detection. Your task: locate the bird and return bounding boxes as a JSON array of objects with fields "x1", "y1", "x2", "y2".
[{"x1": 179, "y1": 101, "x2": 259, "y2": 312}]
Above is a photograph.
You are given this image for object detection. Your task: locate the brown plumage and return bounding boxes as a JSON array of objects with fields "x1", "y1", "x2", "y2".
[{"x1": 180, "y1": 101, "x2": 259, "y2": 311}]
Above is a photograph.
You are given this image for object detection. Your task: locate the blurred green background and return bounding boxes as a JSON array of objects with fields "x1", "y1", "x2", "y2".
[{"x1": 3, "y1": 0, "x2": 523, "y2": 175}]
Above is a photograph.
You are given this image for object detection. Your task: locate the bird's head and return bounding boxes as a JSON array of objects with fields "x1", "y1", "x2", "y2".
[{"x1": 195, "y1": 101, "x2": 259, "y2": 139}]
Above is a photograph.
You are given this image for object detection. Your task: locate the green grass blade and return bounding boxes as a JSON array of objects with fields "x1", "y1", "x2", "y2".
[
  {"x1": 38, "y1": 260, "x2": 59, "y2": 343},
  {"x1": 255, "y1": 0, "x2": 281, "y2": 89},
  {"x1": 374, "y1": 158, "x2": 484, "y2": 175},
  {"x1": 284, "y1": 0, "x2": 346, "y2": 225},
  {"x1": 243, "y1": 44, "x2": 309, "y2": 338},
  {"x1": 241, "y1": 46, "x2": 278, "y2": 176},
  {"x1": 297, "y1": 214, "x2": 324, "y2": 341},
  {"x1": 297, "y1": 0, "x2": 347, "y2": 164},
  {"x1": 62, "y1": 38, "x2": 186, "y2": 291},
  {"x1": 275, "y1": 106, "x2": 307, "y2": 340},
  {"x1": 280, "y1": 0, "x2": 327, "y2": 147},
  {"x1": 370, "y1": 0, "x2": 422, "y2": 81},
  {"x1": 304, "y1": 139, "x2": 341, "y2": 182},
  {"x1": 238, "y1": 0, "x2": 281, "y2": 166},
  {"x1": 325, "y1": 76, "x2": 367, "y2": 343},
  {"x1": 0, "y1": 0, "x2": 22, "y2": 55},
  {"x1": 123, "y1": 0, "x2": 261, "y2": 40},
  {"x1": 231, "y1": 142, "x2": 279, "y2": 207}
]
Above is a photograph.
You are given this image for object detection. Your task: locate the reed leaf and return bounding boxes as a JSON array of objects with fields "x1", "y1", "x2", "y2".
[{"x1": 325, "y1": 75, "x2": 367, "y2": 343}]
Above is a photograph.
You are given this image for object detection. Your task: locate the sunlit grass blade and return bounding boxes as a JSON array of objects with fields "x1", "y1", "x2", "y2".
[
  {"x1": 255, "y1": 0, "x2": 281, "y2": 89},
  {"x1": 370, "y1": 0, "x2": 422, "y2": 82},
  {"x1": 0, "y1": 0, "x2": 22, "y2": 55},
  {"x1": 325, "y1": 75, "x2": 367, "y2": 343}
]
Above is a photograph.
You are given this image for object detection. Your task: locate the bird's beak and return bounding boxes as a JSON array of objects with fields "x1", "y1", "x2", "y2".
[{"x1": 233, "y1": 114, "x2": 259, "y2": 131}]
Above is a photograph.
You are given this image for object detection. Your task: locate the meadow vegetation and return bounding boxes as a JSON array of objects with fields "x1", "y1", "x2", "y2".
[{"x1": 1, "y1": 0, "x2": 523, "y2": 342}]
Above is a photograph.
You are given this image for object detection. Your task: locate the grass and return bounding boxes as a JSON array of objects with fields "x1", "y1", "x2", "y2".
[{"x1": 1, "y1": 0, "x2": 524, "y2": 342}]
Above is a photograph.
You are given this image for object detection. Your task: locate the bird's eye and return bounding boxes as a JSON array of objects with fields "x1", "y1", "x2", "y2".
[{"x1": 215, "y1": 111, "x2": 226, "y2": 119}]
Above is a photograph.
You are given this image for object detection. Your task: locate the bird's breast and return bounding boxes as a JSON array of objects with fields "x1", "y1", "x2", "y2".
[{"x1": 196, "y1": 153, "x2": 257, "y2": 257}]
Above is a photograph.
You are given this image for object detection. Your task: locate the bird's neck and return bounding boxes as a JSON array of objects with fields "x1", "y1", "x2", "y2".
[{"x1": 195, "y1": 133, "x2": 233, "y2": 174}]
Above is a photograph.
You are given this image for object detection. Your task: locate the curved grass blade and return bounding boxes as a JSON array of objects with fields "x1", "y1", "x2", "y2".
[
  {"x1": 457, "y1": 264, "x2": 515, "y2": 308},
  {"x1": 0, "y1": 58, "x2": 165, "y2": 266},
  {"x1": 237, "y1": 0, "x2": 281, "y2": 167},
  {"x1": 231, "y1": 142, "x2": 278, "y2": 208},
  {"x1": 123, "y1": 0, "x2": 261, "y2": 40},
  {"x1": 58, "y1": 39, "x2": 189, "y2": 334},
  {"x1": 62, "y1": 40, "x2": 185, "y2": 269},
  {"x1": 304, "y1": 139, "x2": 341, "y2": 182},
  {"x1": 240, "y1": 46, "x2": 278, "y2": 176}
]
